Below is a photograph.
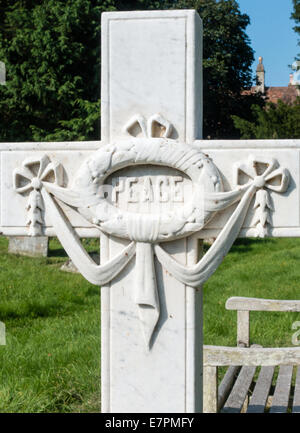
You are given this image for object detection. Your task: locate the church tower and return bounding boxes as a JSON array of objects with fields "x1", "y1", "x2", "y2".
[{"x1": 256, "y1": 56, "x2": 265, "y2": 93}]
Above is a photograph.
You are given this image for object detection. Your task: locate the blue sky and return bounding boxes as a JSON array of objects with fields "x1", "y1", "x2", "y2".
[{"x1": 237, "y1": 0, "x2": 299, "y2": 86}]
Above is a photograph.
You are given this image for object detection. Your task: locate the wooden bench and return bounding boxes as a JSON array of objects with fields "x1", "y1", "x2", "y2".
[{"x1": 203, "y1": 297, "x2": 300, "y2": 413}]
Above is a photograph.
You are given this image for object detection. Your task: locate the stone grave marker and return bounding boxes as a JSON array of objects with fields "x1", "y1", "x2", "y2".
[
  {"x1": 0, "y1": 10, "x2": 298, "y2": 413},
  {"x1": 8, "y1": 235, "x2": 48, "y2": 257},
  {"x1": 0, "y1": 60, "x2": 48, "y2": 257}
]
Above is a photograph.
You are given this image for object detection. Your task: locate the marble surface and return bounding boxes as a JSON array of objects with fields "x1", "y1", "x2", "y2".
[
  {"x1": 1, "y1": 140, "x2": 299, "y2": 238},
  {"x1": 0, "y1": 9, "x2": 299, "y2": 415},
  {"x1": 100, "y1": 10, "x2": 203, "y2": 413},
  {"x1": 101, "y1": 9, "x2": 203, "y2": 144},
  {"x1": 0, "y1": 148, "x2": 96, "y2": 235}
]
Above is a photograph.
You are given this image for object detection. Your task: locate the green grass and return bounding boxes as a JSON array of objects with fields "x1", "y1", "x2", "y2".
[
  {"x1": 0, "y1": 236, "x2": 100, "y2": 413},
  {"x1": 203, "y1": 237, "x2": 300, "y2": 391},
  {"x1": 203, "y1": 237, "x2": 300, "y2": 348},
  {"x1": 1, "y1": 236, "x2": 300, "y2": 412}
]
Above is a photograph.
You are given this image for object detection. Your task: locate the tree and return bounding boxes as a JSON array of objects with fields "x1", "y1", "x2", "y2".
[
  {"x1": 0, "y1": 0, "x2": 102, "y2": 141},
  {"x1": 192, "y1": 0, "x2": 263, "y2": 139},
  {"x1": 232, "y1": 0, "x2": 300, "y2": 140},
  {"x1": 0, "y1": 0, "x2": 259, "y2": 141},
  {"x1": 232, "y1": 98, "x2": 300, "y2": 139},
  {"x1": 169, "y1": 0, "x2": 263, "y2": 138},
  {"x1": 292, "y1": 0, "x2": 300, "y2": 59},
  {"x1": 0, "y1": 0, "x2": 175, "y2": 142}
]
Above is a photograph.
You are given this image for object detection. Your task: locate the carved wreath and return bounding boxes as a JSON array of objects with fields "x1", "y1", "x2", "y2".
[{"x1": 13, "y1": 114, "x2": 290, "y2": 348}]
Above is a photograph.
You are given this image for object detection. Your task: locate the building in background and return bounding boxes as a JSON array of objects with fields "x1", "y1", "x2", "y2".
[{"x1": 243, "y1": 57, "x2": 300, "y2": 104}]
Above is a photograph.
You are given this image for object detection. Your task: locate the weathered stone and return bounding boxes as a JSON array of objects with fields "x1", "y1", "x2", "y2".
[{"x1": 8, "y1": 236, "x2": 48, "y2": 257}]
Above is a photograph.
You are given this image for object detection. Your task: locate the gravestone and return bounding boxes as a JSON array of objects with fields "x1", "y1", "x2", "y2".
[
  {"x1": 8, "y1": 235, "x2": 48, "y2": 257},
  {"x1": 0, "y1": 60, "x2": 48, "y2": 257},
  {"x1": 0, "y1": 10, "x2": 298, "y2": 413}
]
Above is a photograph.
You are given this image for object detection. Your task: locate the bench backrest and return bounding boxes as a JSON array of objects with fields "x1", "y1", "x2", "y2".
[{"x1": 226, "y1": 297, "x2": 300, "y2": 347}]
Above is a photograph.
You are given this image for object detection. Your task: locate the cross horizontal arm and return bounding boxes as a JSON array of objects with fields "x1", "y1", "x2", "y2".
[
  {"x1": 1, "y1": 139, "x2": 299, "y2": 239},
  {"x1": 0, "y1": 141, "x2": 100, "y2": 151}
]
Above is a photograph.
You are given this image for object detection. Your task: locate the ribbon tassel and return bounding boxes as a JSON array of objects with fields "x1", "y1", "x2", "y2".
[{"x1": 134, "y1": 242, "x2": 160, "y2": 349}]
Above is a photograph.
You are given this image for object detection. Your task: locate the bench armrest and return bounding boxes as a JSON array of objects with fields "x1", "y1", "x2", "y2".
[
  {"x1": 203, "y1": 345, "x2": 300, "y2": 367},
  {"x1": 226, "y1": 297, "x2": 300, "y2": 312}
]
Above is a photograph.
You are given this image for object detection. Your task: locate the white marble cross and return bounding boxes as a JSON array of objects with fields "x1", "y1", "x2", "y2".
[{"x1": 0, "y1": 10, "x2": 299, "y2": 413}]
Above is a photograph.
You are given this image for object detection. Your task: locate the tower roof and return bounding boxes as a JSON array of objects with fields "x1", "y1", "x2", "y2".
[{"x1": 256, "y1": 56, "x2": 265, "y2": 72}]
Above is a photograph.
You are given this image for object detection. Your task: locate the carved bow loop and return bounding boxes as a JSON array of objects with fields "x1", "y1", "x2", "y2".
[
  {"x1": 234, "y1": 156, "x2": 290, "y2": 237},
  {"x1": 13, "y1": 155, "x2": 63, "y2": 236}
]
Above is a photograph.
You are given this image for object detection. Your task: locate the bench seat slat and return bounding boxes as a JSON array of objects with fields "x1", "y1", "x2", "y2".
[
  {"x1": 292, "y1": 366, "x2": 300, "y2": 413},
  {"x1": 218, "y1": 366, "x2": 240, "y2": 411},
  {"x1": 222, "y1": 366, "x2": 256, "y2": 413},
  {"x1": 247, "y1": 366, "x2": 275, "y2": 413},
  {"x1": 269, "y1": 365, "x2": 293, "y2": 413}
]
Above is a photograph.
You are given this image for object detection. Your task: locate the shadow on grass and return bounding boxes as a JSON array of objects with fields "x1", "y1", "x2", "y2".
[
  {"x1": 203, "y1": 237, "x2": 275, "y2": 254},
  {"x1": 86, "y1": 286, "x2": 100, "y2": 296},
  {"x1": 0, "y1": 302, "x2": 62, "y2": 320},
  {"x1": 48, "y1": 247, "x2": 99, "y2": 259},
  {"x1": 0, "y1": 297, "x2": 93, "y2": 320},
  {"x1": 231, "y1": 238, "x2": 275, "y2": 253},
  {"x1": 48, "y1": 238, "x2": 100, "y2": 259},
  {"x1": 48, "y1": 247, "x2": 68, "y2": 258}
]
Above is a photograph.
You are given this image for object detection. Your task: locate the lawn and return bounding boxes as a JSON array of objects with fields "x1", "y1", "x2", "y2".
[
  {"x1": 1, "y1": 235, "x2": 300, "y2": 412},
  {"x1": 0, "y1": 236, "x2": 101, "y2": 413},
  {"x1": 203, "y1": 237, "x2": 300, "y2": 349}
]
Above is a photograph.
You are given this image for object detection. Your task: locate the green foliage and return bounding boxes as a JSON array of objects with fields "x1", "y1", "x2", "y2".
[
  {"x1": 233, "y1": 0, "x2": 300, "y2": 141},
  {"x1": 0, "y1": 0, "x2": 175, "y2": 142},
  {"x1": 170, "y1": 0, "x2": 263, "y2": 138},
  {"x1": 0, "y1": 0, "x2": 259, "y2": 141},
  {"x1": 232, "y1": 98, "x2": 300, "y2": 139},
  {"x1": 204, "y1": 237, "x2": 300, "y2": 349},
  {"x1": 0, "y1": 0, "x2": 103, "y2": 141},
  {"x1": 194, "y1": 0, "x2": 263, "y2": 139},
  {"x1": 292, "y1": 0, "x2": 300, "y2": 57}
]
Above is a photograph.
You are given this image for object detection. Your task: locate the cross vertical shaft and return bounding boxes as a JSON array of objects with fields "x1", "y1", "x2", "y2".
[{"x1": 100, "y1": 10, "x2": 203, "y2": 413}]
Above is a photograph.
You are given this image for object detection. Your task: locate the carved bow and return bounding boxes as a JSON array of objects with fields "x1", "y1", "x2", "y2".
[
  {"x1": 233, "y1": 156, "x2": 289, "y2": 237},
  {"x1": 12, "y1": 135, "x2": 291, "y2": 351},
  {"x1": 13, "y1": 155, "x2": 63, "y2": 236}
]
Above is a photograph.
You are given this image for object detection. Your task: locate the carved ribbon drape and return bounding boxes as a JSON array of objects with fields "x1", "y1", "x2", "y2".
[
  {"x1": 41, "y1": 188, "x2": 136, "y2": 286},
  {"x1": 13, "y1": 149, "x2": 290, "y2": 349},
  {"x1": 42, "y1": 179, "x2": 253, "y2": 347},
  {"x1": 154, "y1": 185, "x2": 256, "y2": 287}
]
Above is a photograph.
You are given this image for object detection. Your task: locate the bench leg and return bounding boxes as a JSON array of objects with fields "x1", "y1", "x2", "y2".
[{"x1": 203, "y1": 366, "x2": 218, "y2": 413}]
